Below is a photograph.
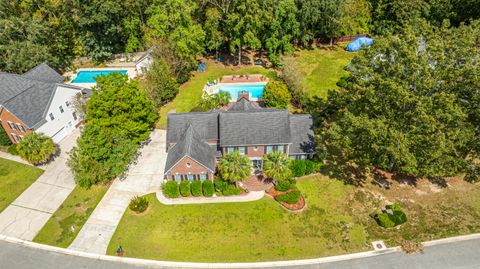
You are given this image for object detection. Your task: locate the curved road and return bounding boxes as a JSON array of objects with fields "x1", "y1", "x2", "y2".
[{"x1": 1, "y1": 238, "x2": 480, "y2": 269}]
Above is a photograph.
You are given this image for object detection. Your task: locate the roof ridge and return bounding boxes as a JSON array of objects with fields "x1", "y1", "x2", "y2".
[{"x1": 0, "y1": 71, "x2": 60, "y2": 84}]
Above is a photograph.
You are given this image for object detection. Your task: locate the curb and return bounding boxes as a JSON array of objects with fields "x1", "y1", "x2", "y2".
[{"x1": 3, "y1": 233, "x2": 479, "y2": 268}]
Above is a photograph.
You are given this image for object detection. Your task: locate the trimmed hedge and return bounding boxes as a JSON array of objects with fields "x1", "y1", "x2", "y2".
[
  {"x1": 275, "y1": 190, "x2": 301, "y2": 204},
  {"x1": 129, "y1": 196, "x2": 149, "y2": 213},
  {"x1": 191, "y1": 180, "x2": 202, "y2": 197},
  {"x1": 162, "y1": 181, "x2": 179, "y2": 198},
  {"x1": 179, "y1": 180, "x2": 191, "y2": 197},
  {"x1": 222, "y1": 184, "x2": 241, "y2": 196},
  {"x1": 374, "y1": 204, "x2": 408, "y2": 228},
  {"x1": 275, "y1": 180, "x2": 291, "y2": 192},
  {"x1": 7, "y1": 144, "x2": 18, "y2": 155},
  {"x1": 305, "y1": 160, "x2": 315, "y2": 174},
  {"x1": 0, "y1": 126, "x2": 12, "y2": 146},
  {"x1": 203, "y1": 180, "x2": 214, "y2": 197},
  {"x1": 290, "y1": 160, "x2": 306, "y2": 177}
]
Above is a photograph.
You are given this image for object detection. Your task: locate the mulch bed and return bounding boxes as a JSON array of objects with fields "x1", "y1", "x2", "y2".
[{"x1": 266, "y1": 186, "x2": 306, "y2": 212}]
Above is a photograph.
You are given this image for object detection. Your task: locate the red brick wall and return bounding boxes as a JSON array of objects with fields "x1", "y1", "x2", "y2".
[
  {"x1": 222, "y1": 145, "x2": 289, "y2": 158},
  {"x1": 0, "y1": 108, "x2": 31, "y2": 144},
  {"x1": 168, "y1": 156, "x2": 214, "y2": 181}
]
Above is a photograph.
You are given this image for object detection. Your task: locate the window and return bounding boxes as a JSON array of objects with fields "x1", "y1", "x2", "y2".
[
  {"x1": 16, "y1": 124, "x2": 26, "y2": 133},
  {"x1": 7, "y1": 121, "x2": 16, "y2": 130},
  {"x1": 277, "y1": 145, "x2": 285, "y2": 153},
  {"x1": 72, "y1": 112, "x2": 77, "y2": 121},
  {"x1": 65, "y1": 101, "x2": 70, "y2": 107},
  {"x1": 199, "y1": 173, "x2": 207, "y2": 181},
  {"x1": 49, "y1": 113, "x2": 55, "y2": 120},
  {"x1": 238, "y1": 146, "x2": 246, "y2": 155},
  {"x1": 265, "y1": 145, "x2": 274, "y2": 154},
  {"x1": 186, "y1": 162, "x2": 191, "y2": 168},
  {"x1": 187, "y1": 174, "x2": 194, "y2": 182},
  {"x1": 227, "y1": 147, "x2": 234, "y2": 154},
  {"x1": 59, "y1": 106, "x2": 64, "y2": 113},
  {"x1": 11, "y1": 134, "x2": 19, "y2": 143},
  {"x1": 174, "y1": 174, "x2": 181, "y2": 182}
]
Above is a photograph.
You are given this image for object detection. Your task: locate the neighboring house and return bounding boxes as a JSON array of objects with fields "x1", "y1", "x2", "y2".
[
  {"x1": 0, "y1": 64, "x2": 89, "y2": 144},
  {"x1": 164, "y1": 96, "x2": 315, "y2": 182},
  {"x1": 135, "y1": 48, "x2": 154, "y2": 75}
]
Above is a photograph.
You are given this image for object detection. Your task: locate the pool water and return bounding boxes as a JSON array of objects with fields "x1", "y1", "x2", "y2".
[
  {"x1": 72, "y1": 70, "x2": 128, "y2": 83},
  {"x1": 218, "y1": 84, "x2": 265, "y2": 99}
]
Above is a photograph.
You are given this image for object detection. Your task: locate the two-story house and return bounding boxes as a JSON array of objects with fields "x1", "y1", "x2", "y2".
[
  {"x1": 163, "y1": 96, "x2": 315, "y2": 182},
  {"x1": 0, "y1": 64, "x2": 89, "y2": 144}
]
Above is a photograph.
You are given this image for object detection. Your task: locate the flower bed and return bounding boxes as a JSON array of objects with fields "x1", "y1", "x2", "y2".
[{"x1": 266, "y1": 186, "x2": 305, "y2": 211}]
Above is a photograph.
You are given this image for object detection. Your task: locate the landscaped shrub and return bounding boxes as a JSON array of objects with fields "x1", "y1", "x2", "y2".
[
  {"x1": 129, "y1": 196, "x2": 149, "y2": 213},
  {"x1": 275, "y1": 190, "x2": 301, "y2": 204},
  {"x1": 0, "y1": 126, "x2": 12, "y2": 146},
  {"x1": 179, "y1": 180, "x2": 191, "y2": 197},
  {"x1": 305, "y1": 160, "x2": 315, "y2": 175},
  {"x1": 262, "y1": 81, "x2": 291, "y2": 109},
  {"x1": 191, "y1": 180, "x2": 202, "y2": 197},
  {"x1": 222, "y1": 184, "x2": 241, "y2": 196},
  {"x1": 374, "y1": 204, "x2": 408, "y2": 228},
  {"x1": 314, "y1": 160, "x2": 324, "y2": 173},
  {"x1": 7, "y1": 144, "x2": 18, "y2": 155},
  {"x1": 214, "y1": 179, "x2": 229, "y2": 193},
  {"x1": 162, "y1": 181, "x2": 179, "y2": 198},
  {"x1": 203, "y1": 180, "x2": 214, "y2": 197},
  {"x1": 275, "y1": 180, "x2": 291, "y2": 192},
  {"x1": 17, "y1": 132, "x2": 56, "y2": 164},
  {"x1": 290, "y1": 160, "x2": 306, "y2": 177}
]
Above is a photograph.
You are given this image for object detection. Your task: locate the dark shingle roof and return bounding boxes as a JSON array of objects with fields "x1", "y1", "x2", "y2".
[
  {"x1": 0, "y1": 73, "x2": 57, "y2": 128},
  {"x1": 22, "y1": 63, "x2": 65, "y2": 83},
  {"x1": 228, "y1": 98, "x2": 261, "y2": 111},
  {"x1": 166, "y1": 112, "x2": 219, "y2": 145},
  {"x1": 164, "y1": 125, "x2": 216, "y2": 173},
  {"x1": 289, "y1": 114, "x2": 316, "y2": 155},
  {"x1": 219, "y1": 110, "x2": 291, "y2": 146}
]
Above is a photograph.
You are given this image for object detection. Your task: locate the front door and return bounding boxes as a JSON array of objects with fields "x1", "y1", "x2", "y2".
[{"x1": 252, "y1": 159, "x2": 263, "y2": 169}]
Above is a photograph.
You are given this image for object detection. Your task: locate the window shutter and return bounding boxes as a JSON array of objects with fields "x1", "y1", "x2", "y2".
[{"x1": 245, "y1": 146, "x2": 248, "y2": 155}]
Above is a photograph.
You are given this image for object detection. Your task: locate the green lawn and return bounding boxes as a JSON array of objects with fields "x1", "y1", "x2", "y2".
[
  {"x1": 157, "y1": 62, "x2": 276, "y2": 128},
  {"x1": 284, "y1": 45, "x2": 357, "y2": 98},
  {"x1": 33, "y1": 184, "x2": 108, "y2": 247},
  {"x1": 0, "y1": 158, "x2": 44, "y2": 212},
  {"x1": 107, "y1": 176, "x2": 369, "y2": 262}
]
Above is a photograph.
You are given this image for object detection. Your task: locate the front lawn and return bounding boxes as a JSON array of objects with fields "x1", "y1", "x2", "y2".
[
  {"x1": 157, "y1": 62, "x2": 276, "y2": 128},
  {"x1": 0, "y1": 158, "x2": 44, "y2": 212},
  {"x1": 33, "y1": 183, "x2": 108, "y2": 247},
  {"x1": 107, "y1": 176, "x2": 369, "y2": 262},
  {"x1": 107, "y1": 175, "x2": 480, "y2": 262},
  {"x1": 284, "y1": 45, "x2": 356, "y2": 99}
]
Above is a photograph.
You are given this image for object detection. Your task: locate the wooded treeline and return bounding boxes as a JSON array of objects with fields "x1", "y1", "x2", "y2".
[{"x1": 1, "y1": 0, "x2": 478, "y2": 73}]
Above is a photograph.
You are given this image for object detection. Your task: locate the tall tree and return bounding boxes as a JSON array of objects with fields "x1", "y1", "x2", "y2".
[
  {"x1": 318, "y1": 21, "x2": 480, "y2": 181},
  {"x1": 297, "y1": 0, "x2": 343, "y2": 45},
  {"x1": 263, "y1": 151, "x2": 292, "y2": 181},
  {"x1": 218, "y1": 151, "x2": 251, "y2": 185}
]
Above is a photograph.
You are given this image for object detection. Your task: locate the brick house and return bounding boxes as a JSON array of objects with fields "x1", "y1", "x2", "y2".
[
  {"x1": 163, "y1": 97, "x2": 315, "y2": 182},
  {"x1": 0, "y1": 64, "x2": 89, "y2": 144}
]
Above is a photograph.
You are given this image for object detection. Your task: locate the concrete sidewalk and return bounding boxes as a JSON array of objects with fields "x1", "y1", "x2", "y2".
[
  {"x1": 0, "y1": 151, "x2": 33, "y2": 166},
  {"x1": 156, "y1": 189, "x2": 265, "y2": 205},
  {"x1": 0, "y1": 129, "x2": 80, "y2": 240},
  {"x1": 68, "y1": 129, "x2": 167, "y2": 255}
]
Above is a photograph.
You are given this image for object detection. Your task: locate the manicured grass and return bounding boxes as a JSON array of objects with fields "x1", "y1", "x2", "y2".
[
  {"x1": 284, "y1": 44, "x2": 356, "y2": 99},
  {"x1": 107, "y1": 176, "x2": 369, "y2": 262},
  {"x1": 0, "y1": 158, "x2": 44, "y2": 212},
  {"x1": 157, "y1": 62, "x2": 276, "y2": 128},
  {"x1": 108, "y1": 175, "x2": 480, "y2": 262},
  {"x1": 33, "y1": 184, "x2": 108, "y2": 247}
]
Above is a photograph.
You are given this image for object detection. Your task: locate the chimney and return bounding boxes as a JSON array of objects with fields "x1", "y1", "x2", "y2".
[{"x1": 237, "y1": 91, "x2": 249, "y2": 101}]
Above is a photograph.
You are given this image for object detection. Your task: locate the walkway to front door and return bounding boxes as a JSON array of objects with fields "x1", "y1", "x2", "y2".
[{"x1": 242, "y1": 172, "x2": 272, "y2": 191}]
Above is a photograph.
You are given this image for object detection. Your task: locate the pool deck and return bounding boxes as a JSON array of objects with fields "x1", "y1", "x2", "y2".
[{"x1": 204, "y1": 75, "x2": 268, "y2": 102}]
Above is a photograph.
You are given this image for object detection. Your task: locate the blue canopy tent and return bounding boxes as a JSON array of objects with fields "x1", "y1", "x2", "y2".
[{"x1": 346, "y1": 36, "x2": 374, "y2": 52}]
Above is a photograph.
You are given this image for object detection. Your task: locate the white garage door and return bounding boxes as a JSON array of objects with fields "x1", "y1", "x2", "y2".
[{"x1": 51, "y1": 127, "x2": 67, "y2": 143}]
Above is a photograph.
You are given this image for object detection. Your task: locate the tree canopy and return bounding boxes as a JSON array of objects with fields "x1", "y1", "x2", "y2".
[{"x1": 316, "y1": 21, "x2": 480, "y2": 181}]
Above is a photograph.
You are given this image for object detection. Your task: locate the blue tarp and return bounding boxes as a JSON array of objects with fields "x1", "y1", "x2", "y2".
[{"x1": 346, "y1": 36, "x2": 374, "y2": 52}]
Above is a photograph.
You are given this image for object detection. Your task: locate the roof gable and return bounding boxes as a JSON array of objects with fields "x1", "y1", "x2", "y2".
[
  {"x1": 22, "y1": 63, "x2": 64, "y2": 83},
  {"x1": 164, "y1": 125, "x2": 216, "y2": 173},
  {"x1": 167, "y1": 112, "x2": 219, "y2": 144}
]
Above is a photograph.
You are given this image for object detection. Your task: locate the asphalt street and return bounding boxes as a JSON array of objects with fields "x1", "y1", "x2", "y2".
[{"x1": 1, "y1": 238, "x2": 480, "y2": 269}]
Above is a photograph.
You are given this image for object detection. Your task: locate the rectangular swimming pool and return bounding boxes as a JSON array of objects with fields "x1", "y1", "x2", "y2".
[
  {"x1": 71, "y1": 70, "x2": 128, "y2": 83},
  {"x1": 217, "y1": 84, "x2": 265, "y2": 99}
]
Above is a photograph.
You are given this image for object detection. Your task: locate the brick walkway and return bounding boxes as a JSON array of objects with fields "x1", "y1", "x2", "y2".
[{"x1": 242, "y1": 174, "x2": 272, "y2": 191}]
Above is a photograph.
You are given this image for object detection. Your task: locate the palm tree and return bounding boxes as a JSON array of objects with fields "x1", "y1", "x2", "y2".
[
  {"x1": 17, "y1": 132, "x2": 56, "y2": 164},
  {"x1": 263, "y1": 151, "x2": 291, "y2": 181},
  {"x1": 218, "y1": 151, "x2": 251, "y2": 185}
]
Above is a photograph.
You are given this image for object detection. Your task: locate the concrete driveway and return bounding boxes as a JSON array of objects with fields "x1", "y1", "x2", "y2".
[
  {"x1": 0, "y1": 129, "x2": 80, "y2": 240},
  {"x1": 68, "y1": 129, "x2": 167, "y2": 254}
]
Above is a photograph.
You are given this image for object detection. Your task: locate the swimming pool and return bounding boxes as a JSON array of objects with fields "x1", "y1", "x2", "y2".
[
  {"x1": 71, "y1": 70, "x2": 128, "y2": 83},
  {"x1": 217, "y1": 84, "x2": 265, "y2": 99}
]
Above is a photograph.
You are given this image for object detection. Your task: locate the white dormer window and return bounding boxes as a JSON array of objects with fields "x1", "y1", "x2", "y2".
[
  {"x1": 65, "y1": 101, "x2": 70, "y2": 107},
  {"x1": 59, "y1": 105, "x2": 64, "y2": 113},
  {"x1": 49, "y1": 113, "x2": 55, "y2": 120}
]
